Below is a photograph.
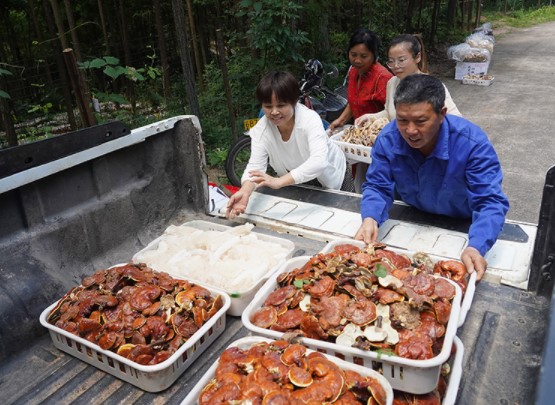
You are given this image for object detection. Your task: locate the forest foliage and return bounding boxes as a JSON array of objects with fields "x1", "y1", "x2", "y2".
[{"x1": 0, "y1": 0, "x2": 553, "y2": 164}]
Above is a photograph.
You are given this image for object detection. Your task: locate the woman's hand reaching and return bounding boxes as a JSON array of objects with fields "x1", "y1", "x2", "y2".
[
  {"x1": 354, "y1": 113, "x2": 374, "y2": 126},
  {"x1": 225, "y1": 181, "x2": 256, "y2": 219},
  {"x1": 248, "y1": 170, "x2": 294, "y2": 190}
]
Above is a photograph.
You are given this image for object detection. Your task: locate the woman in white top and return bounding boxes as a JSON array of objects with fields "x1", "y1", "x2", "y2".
[
  {"x1": 226, "y1": 71, "x2": 347, "y2": 219},
  {"x1": 356, "y1": 34, "x2": 461, "y2": 126}
]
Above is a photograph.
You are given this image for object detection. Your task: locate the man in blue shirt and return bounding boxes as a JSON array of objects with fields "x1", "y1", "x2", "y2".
[{"x1": 355, "y1": 74, "x2": 509, "y2": 280}]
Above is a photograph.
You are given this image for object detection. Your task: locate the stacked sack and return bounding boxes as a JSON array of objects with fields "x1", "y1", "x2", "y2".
[{"x1": 447, "y1": 23, "x2": 495, "y2": 80}]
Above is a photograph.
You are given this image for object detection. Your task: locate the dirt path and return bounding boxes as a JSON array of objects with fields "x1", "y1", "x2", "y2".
[{"x1": 438, "y1": 21, "x2": 555, "y2": 224}]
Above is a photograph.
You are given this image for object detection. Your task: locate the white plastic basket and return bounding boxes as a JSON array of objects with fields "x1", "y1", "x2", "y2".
[
  {"x1": 320, "y1": 239, "x2": 476, "y2": 328},
  {"x1": 242, "y1": 255, "x2": 462, "y2": 394},
  {"x1": 331, "y1": 132, "x2": 372, "y2": 164},
  {"x1": 132, "y1": 220, "x2": 295, "y2": 316},
  {"x1": 40, "y1": 285, "x2": 230, "y2": 392},
  {"x1": 442, "y1": 336, "x2": 464, "y2": 405},
  {"x1": 462, "y1": 74, "x2": 494, "y2": 86},
  {"x1": 180, "y1": 336, "x2": 394, "y2": 405}
]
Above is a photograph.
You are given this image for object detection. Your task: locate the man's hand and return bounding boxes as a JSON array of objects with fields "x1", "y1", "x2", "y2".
[
  {"x1": 354, "y1": 217, "x2": 379, "y2": 244},
  {"x1": 461, "y1": 246, "x2": 488, "y2": 281}
]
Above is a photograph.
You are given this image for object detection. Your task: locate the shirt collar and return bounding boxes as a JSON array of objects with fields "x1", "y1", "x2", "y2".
[{"x1": 392, "y1": 118, "x2": 450, "y2": 160}]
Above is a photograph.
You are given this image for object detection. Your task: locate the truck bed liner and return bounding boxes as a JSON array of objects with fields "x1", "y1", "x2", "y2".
[
  {"x1": 1, "y1": 117, "x2": 553, "y2": 404},
  {"x1": 0, "y1": 260, "x2": 549, "y2": 405}
]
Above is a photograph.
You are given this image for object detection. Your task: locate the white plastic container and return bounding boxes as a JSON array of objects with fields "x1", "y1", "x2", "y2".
[
  {"x1": 462, "y1": 74, "x2": 494, "y2": 86},
  {"x1": 331, "y1": 132, "x2": 373, "y2": 164},
  {"x1": 443, "y1": 336, "x2": 464, "y2": 405},
  {"x1": 242, "y1": 255, "x2": 462, "y2": 394},
  {"x1": 40, "y1": 286, "x2": 230, "y2": 392},
  {"x1": 132, "y1": 220, "x2": 295, "y2": 316},
  {"x1": 455, "y1": 61, "x2": 490, "y2": 80},
  {"x1": 320, "y1": 239, "x2": 476, "y2": 328},
  {"x1": 180, "y1": 336, "x2": 394, "y2": 405}
]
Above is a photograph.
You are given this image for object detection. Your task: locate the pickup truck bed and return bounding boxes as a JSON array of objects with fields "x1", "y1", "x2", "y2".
[{"x1": 1, "y1": 118, "x2": 553, "y2": 404}]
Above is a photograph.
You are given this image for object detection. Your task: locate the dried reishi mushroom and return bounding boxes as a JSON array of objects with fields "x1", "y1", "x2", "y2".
[
  {"x1": 299, "y1": 294, "x2": 311, "y2": 312},
  {"x1": 378, "y1": 274, "x2": 403, "y2": 289},
  {"x1": 253, "y1": 242, "x2": 461, "y2": 361},
  {"x1": 363, "y1": 316, "x2": 387, "y2": 342},
  {"x1": 48, "y1": 263, "x2": 223, "y2": 365}
]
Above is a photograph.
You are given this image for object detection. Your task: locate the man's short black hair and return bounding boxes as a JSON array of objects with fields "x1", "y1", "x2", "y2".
[{"x1": 394, "y1": 74, "x2": 446, "y2": 114}]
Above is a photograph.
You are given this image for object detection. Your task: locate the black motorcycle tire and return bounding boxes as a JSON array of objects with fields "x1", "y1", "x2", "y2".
[{"x1": 225, "y1": 136, "x2": 252, "y2": 187}]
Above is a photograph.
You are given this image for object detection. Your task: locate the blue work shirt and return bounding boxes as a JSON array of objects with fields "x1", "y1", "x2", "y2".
[{"x1": 361, "y1": 114, "x2": 509, "y2": 256}]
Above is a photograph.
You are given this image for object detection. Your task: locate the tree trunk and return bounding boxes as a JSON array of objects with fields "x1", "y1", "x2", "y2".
[
  {"x1": 417, "y1": 0, "x2": 424, "y2": 31},
  {"x1": 186, "y1": 0, "x2": 204, "y2": 90},
  {"x1": 475, "y1": 0, "x2": 482, "y2": 28},
  {"x1": 42, "y1": 0, "x2": 77, "y2": 130},
  {"x1": 0, "y1": 6, "x2": 22, "y2": 63},
  {"x1": 49, "y1": 0, "x2": 69, "y2": 49},
  {"x1": 0, "y1": 78, "x2": 17, "y2": 147},
  {"x1": 466, "y1": 0, "x2": 474, "y2": 30},
  {"x1": 63, "y1": 49, "x2": 97, "y2": 127},
  {"x1": 405, "y1": 0, "x2": 416, "y2": 33},
  {"x1": 216, "y1": 29, "x2": 237, "y2": 142},
  {"x1": 118, "y1": 0, "x2": 135, "y2": 113},
  {"x1": 429, "y1": 0, "x2": 441, "y2": 46},
  {"x1": 154, "y1": 0, "x2": 171, "y2": 100},
  {"x1": 198, "y1": 8, "x2": 210, "y2": 67},
  {"x1": 316, "y1": 13, "x2": 330, "y2": 58},
  {"x1": 63, "y1": 0, "x2": 82, "y2": 61},
  {"x1": 447, "y1": 0, "x2": 457, "y2": 30},
  {"x1": 97, "y1": 0, "x2": 111, "y2": 55},
  {"x1": 29, "y1": 0, "x2": 55, "y2": 89},
  {"x1": 171, "y1": 0, "x2": 200, "y2": 117}
]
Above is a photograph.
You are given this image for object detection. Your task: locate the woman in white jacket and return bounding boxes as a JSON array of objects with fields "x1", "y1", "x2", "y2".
[
  {"x1": 356, "y1": 34, "x2": 461, "y2": 126},
  {"x1": 226, "y1": 71, "x2": 347, "y2": 219}
]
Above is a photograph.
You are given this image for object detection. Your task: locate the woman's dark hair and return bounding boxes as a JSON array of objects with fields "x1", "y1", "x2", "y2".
[
  {"x1": 255, "y1": 71, "x2": 300, "y2": 105},
  {"x1": 348, "y1": 28, "x2": 381, "y2": 60},
  {"x1": 394, "y1": 74, "x2": 445, "y2": 114},
  {"x1": 388, "y1": 34, "x2": 429, "y2": 73}
]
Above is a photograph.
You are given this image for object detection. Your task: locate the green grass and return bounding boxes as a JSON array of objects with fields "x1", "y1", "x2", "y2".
[{"x1": 483, "y1": 6, "x2": 555, "y2": 29}]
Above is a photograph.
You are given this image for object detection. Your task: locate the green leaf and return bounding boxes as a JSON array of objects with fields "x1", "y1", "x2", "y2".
[
  {"x1": 293, "y1": 279, "x2": 304, "y2": 289},
  {"x1": 0, "y1": 90, "x2": 10, "y2": 99},
  {"x1": 103, "y1": 65, "x2": 125, "y2": 80},
  {"x1": 103, "y1": 56, "x2": 120, "y2": 65},
  {"x1": 230, "y1": 292, "x2": 241, "y2": 298},
  {"x1": 89, "y1": 58, "x2": 107, "y2": 69},
  {"x1": 253, "y1": 2, "x2": 262, "y2": 12},
  {"x1": 374, "y1": 264, "x2": 387, "y2": 278},
  {"x1": 0, "y1": 68, "x2": 13, "y2": 76},
  {"x1": 375, "y1": 348, "x2": 396, "y2": 359},
  {"x1": 109, "y1": 93, "x2": 129, "y2": 104},
  {"x1": 132, "y1": 71, "x2": 146, "y2": 81}
]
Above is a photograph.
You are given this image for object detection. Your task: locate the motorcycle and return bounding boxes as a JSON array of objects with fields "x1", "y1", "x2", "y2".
[{"x1": 224, "y1": 59, "x2": 348, "y2": 187}]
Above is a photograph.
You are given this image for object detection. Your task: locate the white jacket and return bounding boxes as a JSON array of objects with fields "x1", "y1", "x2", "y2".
[{"x1": 242, "y1": 103, "x2": 346, "y2": 189}]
